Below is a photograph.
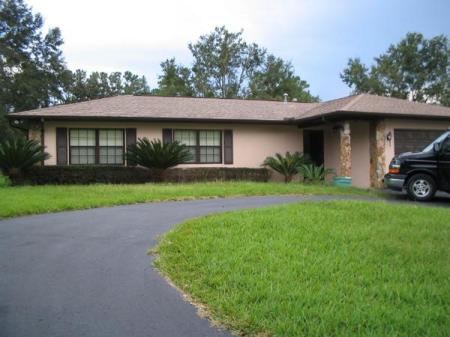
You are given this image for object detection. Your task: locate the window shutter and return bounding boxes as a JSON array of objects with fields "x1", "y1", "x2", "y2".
[
  {"x1": 126, "y1": 128, "x2": 137, "y2": 166},
  {"x1": 223, "y1": 130, "x2": 233, "y2": 164},
  {"x1": 56, "y1": 128, "x2": 68, "y2": 165},
  {"x1": 162, "y1": 128, "x2": 173, "y2": 144}
]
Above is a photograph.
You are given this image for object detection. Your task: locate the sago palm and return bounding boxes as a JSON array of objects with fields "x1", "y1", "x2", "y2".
[
  {"x1": 0, "y1": 136, "x2": 50, "y2": 178},
  {"x1": 126, "y1": 138, "x2": 192, "y2": 180},
  {"x1": 263, "y1": 152, "x2": 309, "y2": 183},
  {"x1": 298, "y1": 164, "x2": 334, "y2": 183}
]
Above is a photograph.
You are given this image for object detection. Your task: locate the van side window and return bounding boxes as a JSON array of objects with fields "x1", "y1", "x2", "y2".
[{"x1": 442, "y1": 138, "x2": 450, "y2": 154}]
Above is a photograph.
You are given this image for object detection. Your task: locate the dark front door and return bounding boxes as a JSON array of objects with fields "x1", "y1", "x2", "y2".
[
  {"x1": 303, "y1": 130, "x2": 324, "y2": 166},
  {"x1": 438, "y1": 136, "x2": 450, "y2": 191}
]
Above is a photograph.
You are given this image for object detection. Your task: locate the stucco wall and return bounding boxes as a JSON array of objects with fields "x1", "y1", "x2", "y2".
[
  {"x1": 43, "y1": 121, "x2": 303, "y2": 169},
  {"x1": 323, "y1": 125, "x2": 340, "y2": 181},
  {"x1": 384, "y1": 119, "x2": 450, "y2": 172},
  {"x1": 350, "y1": 121, "x2": 371, "y2": 188}
]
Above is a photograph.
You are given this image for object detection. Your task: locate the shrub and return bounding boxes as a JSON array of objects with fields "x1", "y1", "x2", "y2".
[
  {"x1": 127, "y1": 138, "x2": 192, "y2": 180},
  {"x1": 16, "y1": 166, "x2": 270, "y2": 185},
  {"x1": 298, "y1": 164, "x2": 334, "y2": 183},
  {"x1": 0, "y1": 136, "x2": 50, "y2": 181},
  {"x1": 263, "y1": 152, "x2": 309, "y2": 183},
  {"x1": 0, "y1": 174, "x2": 11, "y2": 187}
]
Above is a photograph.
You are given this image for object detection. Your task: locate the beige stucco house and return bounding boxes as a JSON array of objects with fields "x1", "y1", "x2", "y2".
[{"x1": 9, "y1": 93, "x2": 450, "y2": 188}]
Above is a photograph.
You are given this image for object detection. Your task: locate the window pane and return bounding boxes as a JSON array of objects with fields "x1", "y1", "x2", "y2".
[
  {"x1": 199, "y1": 146, "x2": 221, "y2": 163},
  {"x1": 199, "y1": 131, "x2": 220, "y2": 146},
  {"x1": 186, "y1": 147, "x2": 196, "y2": 163},
  {"x1": 99, "y1": 146, "x2": 123, "y2": 164},
  {"x1": 99, "y1": 129, "x2": 123, "y2": 146},
  {"x1": 70, "y1": 129, "x2": 95, "y2": 146},
  {"x1": 70, "y1": 146, "x2": 95, "y2": 164},
  {"x1": 174, "y1": 130, "x2": 197, "y2": 146}
]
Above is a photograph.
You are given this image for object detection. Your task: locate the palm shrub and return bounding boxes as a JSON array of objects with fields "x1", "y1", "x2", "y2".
[
  {"x1": 0, "y1": 136, "x2": 50, "y2": 182},
  {"x1": 298, "y1": 164, "x2": 334, "y2": 184},
  {"x1": 126, "y1": 138, "x2": 192, "y2": 181},
  {"x1": 263, "y1": 152, "x2": 309, "y2": 183}
]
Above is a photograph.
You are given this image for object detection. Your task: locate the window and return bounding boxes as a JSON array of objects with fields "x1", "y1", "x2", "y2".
[
  {"x1": 442, "y1": 137, "x2": 450, "y2": 155},
  {"x1": 173, "y1": 130, "x2": 222, "y2": 163},
  {"x1": 70, "y1": 129, "x2": 96, "y2": 164},
  {"x1": 70, "y1": 129, "x2": 124, "y2": 165},
  {"x1": 99, "y1": 130, "x2": 124, "y2": 164}
]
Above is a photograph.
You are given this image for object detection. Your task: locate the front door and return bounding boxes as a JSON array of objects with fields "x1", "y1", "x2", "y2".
[
  {"x1": 438, "y1": 136, "x2": 450, "y2": 191},
  {"x1": 303, "y1": 130, "x2": 324, "y2": 166}
]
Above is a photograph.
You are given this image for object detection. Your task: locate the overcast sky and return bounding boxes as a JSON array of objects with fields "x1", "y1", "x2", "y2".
[{"x1": 27, "y1": 0, "x2": 450, "y2": 100}]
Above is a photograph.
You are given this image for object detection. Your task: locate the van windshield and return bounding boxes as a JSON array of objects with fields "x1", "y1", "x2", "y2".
[{"x1": 422, "y1": 131, "x2": 450, "y2": 152}]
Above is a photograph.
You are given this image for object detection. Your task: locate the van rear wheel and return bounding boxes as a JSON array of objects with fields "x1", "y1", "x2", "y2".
[{"x1": 406, "y1": 174, "x2": 436, "y2": 201}]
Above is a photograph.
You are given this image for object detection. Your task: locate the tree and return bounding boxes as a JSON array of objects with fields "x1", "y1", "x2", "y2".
[
  {"x1": 122, "y1": 71, "x2": 149, "y2": 95},
  {"x1": 248, "y1": 54, "x2": 319, "y2": 102},
  {"x1": 341, "y1": 33, "x2": 450, "y2": 106},
  {"x1": 0, "y1": 0, "x2": 71, "y2": 137},
  {"x1": 154, "y1": 26, "x2": 317, "y2": 101},
  {"x1": 0, "y1": 0, "x2": 70, "y2": 111},
  {"x1": 152, "y1": 58, "x2": 194, "y2": 96},
  {"x1": 188, "y1": 26, "x2": 266, "y2": 98},
  {"x1": 65, "y1": 70, "x2": 150, "y2": 102}
]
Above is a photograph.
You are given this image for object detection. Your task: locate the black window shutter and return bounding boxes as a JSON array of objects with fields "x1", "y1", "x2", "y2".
[
  {"x1": 223, "y1": 130, "x2": 233, "y2": 164},
  {"x1": 162, "y1": 129, "x2": 173, "y2": 144},
  {"x1": 56, "y1": 128, "x2": 68, "y2": 165},
  {"x1": 126, "y1": 128, "x2": 137, "y2": 166}
]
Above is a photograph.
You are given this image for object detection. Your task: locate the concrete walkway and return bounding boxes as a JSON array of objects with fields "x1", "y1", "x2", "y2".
[{"x1": 0, "y1": 194, "x2": 447, "y2": 337}]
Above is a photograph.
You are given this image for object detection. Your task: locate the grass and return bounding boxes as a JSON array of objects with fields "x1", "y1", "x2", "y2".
[
  {"x1": 155, "y1": 201, "x2": 450, "y2": 337},
  {"x1": 0, "y1": 181, "x2": 382, "y2": 218},
  {"x1": 0, "y1": 174, "x2": 10, "y2": 188}
]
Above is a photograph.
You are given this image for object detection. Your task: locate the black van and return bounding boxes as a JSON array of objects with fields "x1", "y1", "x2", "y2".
[{"x1": 385, "y1": 128, "x2": 450, "y2": 201}]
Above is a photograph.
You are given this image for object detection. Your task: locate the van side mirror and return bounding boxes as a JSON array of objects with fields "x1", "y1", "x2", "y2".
[{"x1": 433, "y1": 143, "x2": 441, "y2": 152}]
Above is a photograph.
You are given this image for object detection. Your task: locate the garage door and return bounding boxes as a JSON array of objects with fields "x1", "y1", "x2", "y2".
[{"x1": 394, "y1": 129, "x2": 445, "y2": 155}]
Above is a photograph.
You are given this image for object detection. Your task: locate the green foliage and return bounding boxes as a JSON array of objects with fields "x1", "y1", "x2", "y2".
[
  {"x1": 17, "y1": 166, "x2": 270, "y2": 185},
  {"x1": 155, "y1": 201, "x2": 450, "y2": 337},
  {"x1": 298, "y1": 163, "x2": 334, "y2": 183},
  {"x1": 154, "y1": 26, "x2": 317, "y2": 101},
  {"x1": 152, "y1": 58, "x2": 194, "y2": 97},
  {"x1": 65, "y1": 69, "x2": 150, "y2": 102},
  {"x1": 0, "y1": 136, "x2": 50, "y2": 177},
  {"x1": 188, "y1": 26, "x2": 265, "y2": 98},
  {"x1": 341, "y1": 32, "x2": 450, "y2": 106},
  {"x1": 248, "y1": 54, "x2": 319, "y2": 102},
  {"x1": 0, "y1": 0, "x2": 71, "y2": 136},
  {"x1": 0, "y1": 174, "x2": 11, "y2": 187},
  {"x1": 126, "y1": 138, "x2": 192, "y2": 171},
  {"x1": 263, "y1": 152, "x2": 309, "y2": 183}
]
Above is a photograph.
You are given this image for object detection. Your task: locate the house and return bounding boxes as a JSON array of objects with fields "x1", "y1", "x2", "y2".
[{"x1": 9, "y1": 94, "x2": 450, "y2": 188}]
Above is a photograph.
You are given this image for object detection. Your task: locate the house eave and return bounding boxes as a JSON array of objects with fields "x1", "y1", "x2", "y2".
[
  {"x1": 295, "y1": 111, "x2": 450, "y2": 127},
  {"x1": 7, "y1": 115, "x2": 295, "y2": 125}
]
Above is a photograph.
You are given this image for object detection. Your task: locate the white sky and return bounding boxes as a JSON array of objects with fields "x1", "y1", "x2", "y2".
[{"x1": 25, "y1": 0, "x2": 450, "y2": 100}]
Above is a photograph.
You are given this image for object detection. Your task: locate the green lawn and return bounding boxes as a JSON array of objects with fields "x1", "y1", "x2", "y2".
[
  {"x1": 0, "y1": 181, "x2": 382, "y2": 218},
  {"x1": 155, "y1": 201, "x2": 450, "y2": 337}
]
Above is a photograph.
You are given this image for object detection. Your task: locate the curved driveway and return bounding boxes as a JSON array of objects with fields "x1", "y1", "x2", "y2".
[
  {"x1": 0, "y1": 194, "x2": 447, "y2": 337},
  {"x1": 0, "y1": 195, "x2": 345, "y2": 337}
]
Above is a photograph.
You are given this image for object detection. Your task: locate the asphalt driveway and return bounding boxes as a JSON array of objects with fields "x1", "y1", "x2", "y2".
[
  {"x1": 0, "y1": 195, "x2": 342, "y2": 337},
  {"x1": 0, "y1": 194, "x2": 447, "y2": 337}
]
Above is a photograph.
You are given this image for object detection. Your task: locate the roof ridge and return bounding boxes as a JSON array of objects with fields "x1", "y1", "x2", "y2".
[{"x1": 341, "y1": 93, "x2": 365, "y2": 111}]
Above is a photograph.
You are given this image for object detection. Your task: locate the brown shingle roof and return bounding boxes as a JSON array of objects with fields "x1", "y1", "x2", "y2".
[
  {"x1": 10, "y1": 93, "x2": 450, "y2": 122},
  {"x1": 300, "y1": 94, "x2": 450, "y2": 120},
  {"x1": 11, "y1": 95, "x2": 319, "y2": 122}
]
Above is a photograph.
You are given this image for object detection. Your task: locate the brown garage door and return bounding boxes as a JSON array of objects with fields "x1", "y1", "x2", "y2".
[{"x1": 394, "y1": 129, "x2": 445, "y2": 155}]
